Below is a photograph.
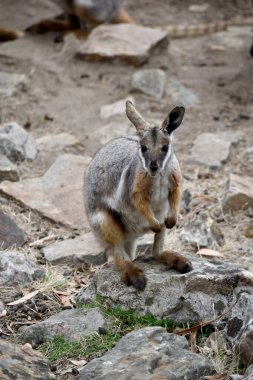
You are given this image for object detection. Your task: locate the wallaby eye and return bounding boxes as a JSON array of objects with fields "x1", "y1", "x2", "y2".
[
  {"x1": 141, "y1": 145, "x2": 148, "y2": 153},
  {"x1": 161, "y1": 145, "x2": 169, "y2": 153}
]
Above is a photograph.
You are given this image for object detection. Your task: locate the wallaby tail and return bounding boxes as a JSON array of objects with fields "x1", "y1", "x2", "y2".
[{"x1": 0, "y1": 27, "x2": 24, "y2": 42}]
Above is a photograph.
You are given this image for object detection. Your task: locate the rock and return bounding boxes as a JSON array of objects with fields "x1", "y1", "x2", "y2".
[
  {"x1": 77, "y1": 327, "x2": 215, "y2": 380},
  {"x1": 0, "y1": 210, "x2": 25, "y2": 249},
  {"x1": 244, "y1": 364, "x2": 253, "y2": 379},
  {"x1": 0, "y1": 154, "x2": 19, "y2": 181},
  {"x1": 76, "y1": 24, "x2": 169, "y2": 66},
  {"x1": 244, "y1": 146, "x2": 253, "y2": 165},
  {"x1": 130, "y1": 69, "x2": 166, "y2": 99},
  {"x1": 37, "y1": 133, "x2": 80, "y2": 151},
  {"x1": 41, "y1": 232, "x2": 106, "y2": 265},
  {"x1": 0, "y1": 301, "x2": 5, "y2": 314},
  {"x1": 189, "y1": 133, "x2": 230, "y2": 169},
  {"x1": 179, "y1": 213, "x2": 225, "y2": 249},
  {"x1": 189, "y1": 3, "x2": 209, "y2": 12},
  {"x1": 0, "y1": 154, "x2": 91, "y2": 230},
  {"x1": 0, "y1": 122, "x2": 37, "y2": 162},
  {"x1": 0, "y1": 339, "x2": 55, "y2": 380},
  {"x1": 0, "y1": 251, "x2": 44, "y2": 286},
  {"x1": 0, "y1": 72, "x2": 27, "y2": 98},
  {"x1": 100, "y1": 97, "x2": 134, "y2": 120},
  {"x1": 96, "y1": 121, "x2": 133, "y2": 145},
  {"x1": 180, "y1": 189, "x2": 192, "y2": 213},
  {"x1": 167, "y1": 79, "x2": 200, "y2": 107},
  {"x1": 77, "y1": 254, "x2": 253, "y2": 323},
  {"x1": 223, "y1": 174, "x2": 253, "y2": 212},
  {"x1": 21, "y1": 308, "x2": 105, "y2": 345},
  {"x1": 226, "y1": 290, "x2": 253, "y2": 365}
]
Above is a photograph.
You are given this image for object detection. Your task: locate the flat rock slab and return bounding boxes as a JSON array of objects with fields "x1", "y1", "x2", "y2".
[
  {"x1": 77, "y1": 24, "x2": 169, "y2": 66},
  {"x1": 0, "y1": 210, "x2": 25, "y2": 249},
  {"x1": 37, "y1": 133, "x2": 80, "y2": 152},
  {"x1": 0, "y1": 72, "x2": 27, "y2": 98},
  {"x1": 21, "y1": 308, "x2": 105, "y2": 345},
  {"x1": 0, "y1": 339, "x2": 55, "y2": 380},
  {"x1": 0, "y1": 251, "x2": 44, "y2": 286},
  {"x1": 0, "y1": 154, "x2": 19, "y2": 181},
  {"x1": 0, "y1": 122, "x2": 37, "y2": 161},
  {"x1": 41, "y1": 232, "x2": 106, "y2": 266},
  {"x1": 0, "y1": 154, "x2": 91, "y2": 230},
  {"x1": 223, "y1": 173, "x2": 253, "y2": 212},
  {"x1": 77, "y1": 254, "x2": 253, "y2": 323},
  {"x1": 130, "y1": 69, "x2": 166, "y2": 99},
  {"x1": 96, "y1": 121, "x2": 133, "y2": 145},
  {"x1": 188, "y1": 132, "x2": 242, "y2": 169},
  {"x1": 77, "y1": 327, "x2": 215, "y2": 380}
]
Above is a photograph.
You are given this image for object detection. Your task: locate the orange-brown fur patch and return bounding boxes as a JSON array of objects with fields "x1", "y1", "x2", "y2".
[
  {"x1": 0, "y1": 27, "x2": 23, "y2": 42},
  {"x1": 165, "y1": 167, "x2": 182, "y2": 228},
  {"x1": 112, "y1": 7, "x2": 134, "y2": 24},
  {"x1": 99, "y1": 210, "x2": 124, "y2": 246},
  {"x1": 132, "y1": 171, "x2": 161, "y2": 232}
]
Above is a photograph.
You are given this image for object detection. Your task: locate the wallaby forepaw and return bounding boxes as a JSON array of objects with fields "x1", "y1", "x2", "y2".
[
  {"x1": 150, "y1": 220, "x2": 162, "y2": 233},
  {"x1": 122, "y1": 264, "x2": 146, "y2": 290},
  {"x1": 165, "y1": 216, "x2": 177, "y2": 229}
]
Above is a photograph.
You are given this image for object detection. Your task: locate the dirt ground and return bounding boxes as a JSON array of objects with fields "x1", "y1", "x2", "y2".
[{"x1": 0, "y1": 0, "x2": 253, "y2": 377}]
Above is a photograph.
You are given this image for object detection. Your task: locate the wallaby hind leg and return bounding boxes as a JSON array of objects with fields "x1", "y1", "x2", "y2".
[
  {"x1": 124, "y1": 240, "x2": 137, "y2": 261},
  {"x1": 95, "y1": 209, "x2": 146, "y2": 290},
  {"x1": 112, "y1": 7, "x2": 135, "y2": 24},
  {"x1": 152, "y1": 226, "x2": 193, "y2": 273}
]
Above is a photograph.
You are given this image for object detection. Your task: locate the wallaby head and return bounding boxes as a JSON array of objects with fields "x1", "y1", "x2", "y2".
[{"x1": 126, "y1": 100, "x2": 185, "y2": 177}]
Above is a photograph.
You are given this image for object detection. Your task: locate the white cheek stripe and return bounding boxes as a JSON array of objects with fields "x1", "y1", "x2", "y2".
[{"x1": 138, "y1": 147, "x2": 149, "y2": 173}]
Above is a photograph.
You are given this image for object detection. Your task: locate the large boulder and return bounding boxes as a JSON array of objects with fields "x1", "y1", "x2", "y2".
[
  {"x1": 0, "y1": 339, "x2": 55, "y2": 379},
  {"x1": 77, "y1": 254, "x2": 253, "y2": 323},
  {"x1": 77, "y1": 327, "x2": 215, "y2": 380}
]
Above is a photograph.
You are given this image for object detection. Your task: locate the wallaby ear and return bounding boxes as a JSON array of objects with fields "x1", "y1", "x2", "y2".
[
  {"x1": 162, "y1": 106, "x2": 185, "y2": 135},
  {"x1": 126, "y1": 100, "x2": 149, "y2": 137}
]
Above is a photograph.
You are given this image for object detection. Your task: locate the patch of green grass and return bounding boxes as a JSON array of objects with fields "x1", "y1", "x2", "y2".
[
  {"x1": 40, "y1": 296, "x2": 188, "y2": 362},
  {"x1": 39, "y1": 332, "x2": 121, "y2": 362}
]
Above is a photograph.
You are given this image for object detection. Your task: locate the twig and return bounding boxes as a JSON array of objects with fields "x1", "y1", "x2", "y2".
[{"x1": 29, "y1": 234, "x2": 56, "y2": 247}]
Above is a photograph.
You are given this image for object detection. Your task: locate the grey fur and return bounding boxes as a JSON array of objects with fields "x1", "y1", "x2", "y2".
[{"x1": 84, "y1": 104, "x2": 184, "y2": 262}]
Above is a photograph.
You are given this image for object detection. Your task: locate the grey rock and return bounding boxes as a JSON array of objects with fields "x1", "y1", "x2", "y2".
[
  {"x1": 77, "y1": 24, "x2": 169, "y2": 66},
  {"x1": 96, "y1": 121, "x2": 133, "y2": 145},
  {"x1": 0, "y1": 72, "x2": 27, "y2": 98},
  {"x1": 244, "y1": 364, "x2": 253, "y2": 379},
  {"x1": 37, "y1": 133, "x2": 80, "y2": 151},
  {"x1": 0, "y1": 122, "x2": 37, "y2": 162},
  {"x1": 180, "y1": 189, "x2": 192, "y2": 213},
  {"x1": 77, "y1": 254, "x2": 253, "y2": 323},
  {"x1": 0, "y1": 251, "x2": 44, "y2": 286},
  {"x1": 167, "y1": 79, "x2": 200, "y2": 107},
  {"x1": 0, "y1": 210, "x2": 25, "y2": 249},
  {"x1": 223, "y1": 174, "x2": 253, "y2": 212},
  {"x1": 130, "y1": 69, "x2": 166, "y2": 99},
  {"x1": 189, "y1": 133, "x2": 229, "y2": 169},
  {"x1": 0, "y1": 301, "x2": 5, "y2": 314},
  {"x1": 0, "y1": 339, "x2": 55, "y2": 380},
  {"x1": 0, "y1": 154, "x2": 19, "y2": 181},
  {"x1": 41, "y1": 232, "x2": 106, "y2": 265},
  {"x1": 77, "y1": 327, "x2": 215, "y2": 380},
  {"x1": 0, "y1": 154, "x2": 91, "y2": 230},
  {"x1": 226, "y1": 290, "x2": 253, "y2": 365},
  {"x1": 179, "y1": 213, "x2": 225, "y2": 249},
  {"x1": 100, "y1": 97, "x2": 134, "y2": 120},
  {"x1": 21, "y1": 308, "x2": 105, "y2": 345}
]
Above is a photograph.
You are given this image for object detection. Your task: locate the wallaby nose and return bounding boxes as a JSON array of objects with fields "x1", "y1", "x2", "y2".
[{"x1": 150, "y1": 161, "x2": 158, "y2": 173}]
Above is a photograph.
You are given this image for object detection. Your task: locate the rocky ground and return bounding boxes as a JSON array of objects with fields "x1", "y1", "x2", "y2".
[{"x1": 0, "y1": 0, "x2": 253, "y2": 379}]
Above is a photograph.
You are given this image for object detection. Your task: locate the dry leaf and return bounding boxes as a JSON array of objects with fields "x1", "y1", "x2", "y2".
[
  {"x1": 69, "y1": 359, "x2": 87, "y2": 366},
  {"x1": 197, "y1": 249, "x2": 225, "y2": 258},
  {"x1": 0, "y1": 309, "x2": 7, "y2": 317},
  {"x1": 204, "y1": 374, "x2": 226, "y2": 380},
  {"x1": 7, "y1": 290, "x2": 39, "y2": 306}
]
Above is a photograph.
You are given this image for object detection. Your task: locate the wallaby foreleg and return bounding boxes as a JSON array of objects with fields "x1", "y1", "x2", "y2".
[{"x1": 165, "y1": 168, "x2": 182, "y2": 229}]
